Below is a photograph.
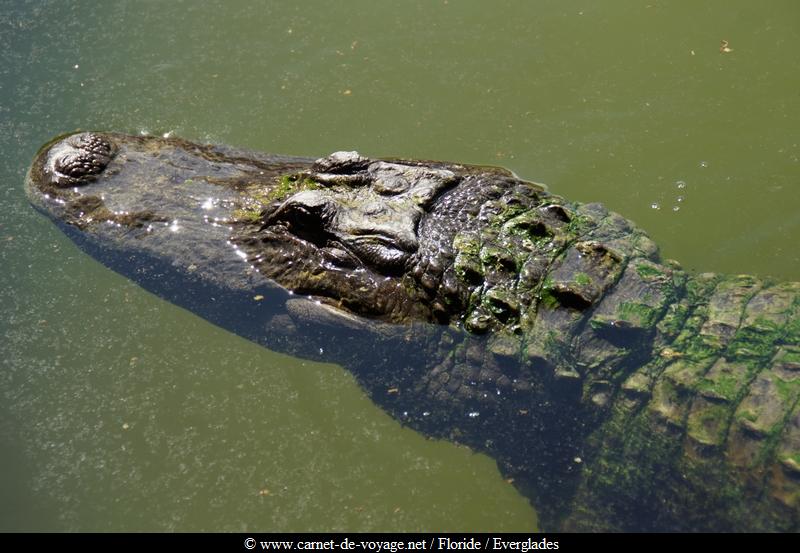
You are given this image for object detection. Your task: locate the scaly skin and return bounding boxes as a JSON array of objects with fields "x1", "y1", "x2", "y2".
[{"x1": 26, "y1": 132, "x2": 800, "y2": 531}]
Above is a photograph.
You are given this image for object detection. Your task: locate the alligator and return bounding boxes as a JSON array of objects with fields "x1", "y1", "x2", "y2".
[{"x1": 26, "y1": 131, "x2": 800, "y2": 532}]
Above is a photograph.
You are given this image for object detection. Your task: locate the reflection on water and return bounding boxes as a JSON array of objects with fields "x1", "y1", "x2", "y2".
[{"x1": 1, "y1": 0, "x2": 799, "y2": 531}]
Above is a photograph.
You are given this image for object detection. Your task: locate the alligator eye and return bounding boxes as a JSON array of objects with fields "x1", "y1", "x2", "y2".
[
  {"x1": 263, "y1": 193, "x2": 334, "y2": 229},
  {"x1": 270, "y1": 200, "x2": 334, "y2": 246},
  {"x1": 283, "y1": 203, "x2": 328, "y2": 230}
]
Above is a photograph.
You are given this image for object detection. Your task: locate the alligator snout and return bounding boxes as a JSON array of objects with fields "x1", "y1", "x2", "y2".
[{"x1": 42, "y1": 132, "x2": 115, "y2": 188}]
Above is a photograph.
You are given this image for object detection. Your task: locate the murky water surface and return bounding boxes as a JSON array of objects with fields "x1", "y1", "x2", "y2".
[{"x1": 1, "y1": 0, "x2": 798, "y2": 531}]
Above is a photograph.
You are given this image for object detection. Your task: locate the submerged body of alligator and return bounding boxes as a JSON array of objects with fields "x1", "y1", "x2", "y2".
[{"x1": 26, "y1": 132, "x2": 800, "y2": 532}]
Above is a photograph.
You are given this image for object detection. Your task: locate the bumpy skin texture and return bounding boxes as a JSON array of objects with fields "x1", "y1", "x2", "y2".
[{"x1": 27, "y1": 132, "x2": 800, "y2": 531}]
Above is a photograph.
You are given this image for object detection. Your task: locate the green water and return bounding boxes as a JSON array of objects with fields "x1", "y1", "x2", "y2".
[{"x1": 1, "y1": 0, "x2": 798, "y2": 532}]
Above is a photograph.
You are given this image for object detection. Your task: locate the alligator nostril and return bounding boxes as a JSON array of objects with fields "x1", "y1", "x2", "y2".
[{"x1": 51, "y1": 133, "x2": 114, "y2": 187}]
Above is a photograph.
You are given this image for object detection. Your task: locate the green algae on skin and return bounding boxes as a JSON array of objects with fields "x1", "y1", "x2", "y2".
[
  {"x1": 574, "y1": 272, "x2": 592, "y2": 286},
  {"x1": 269, "y1": 174, "x2": 322, "y2": 202},
  {"x1": 635, "y1": 262, "x2": 665, "y2": 280}
]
